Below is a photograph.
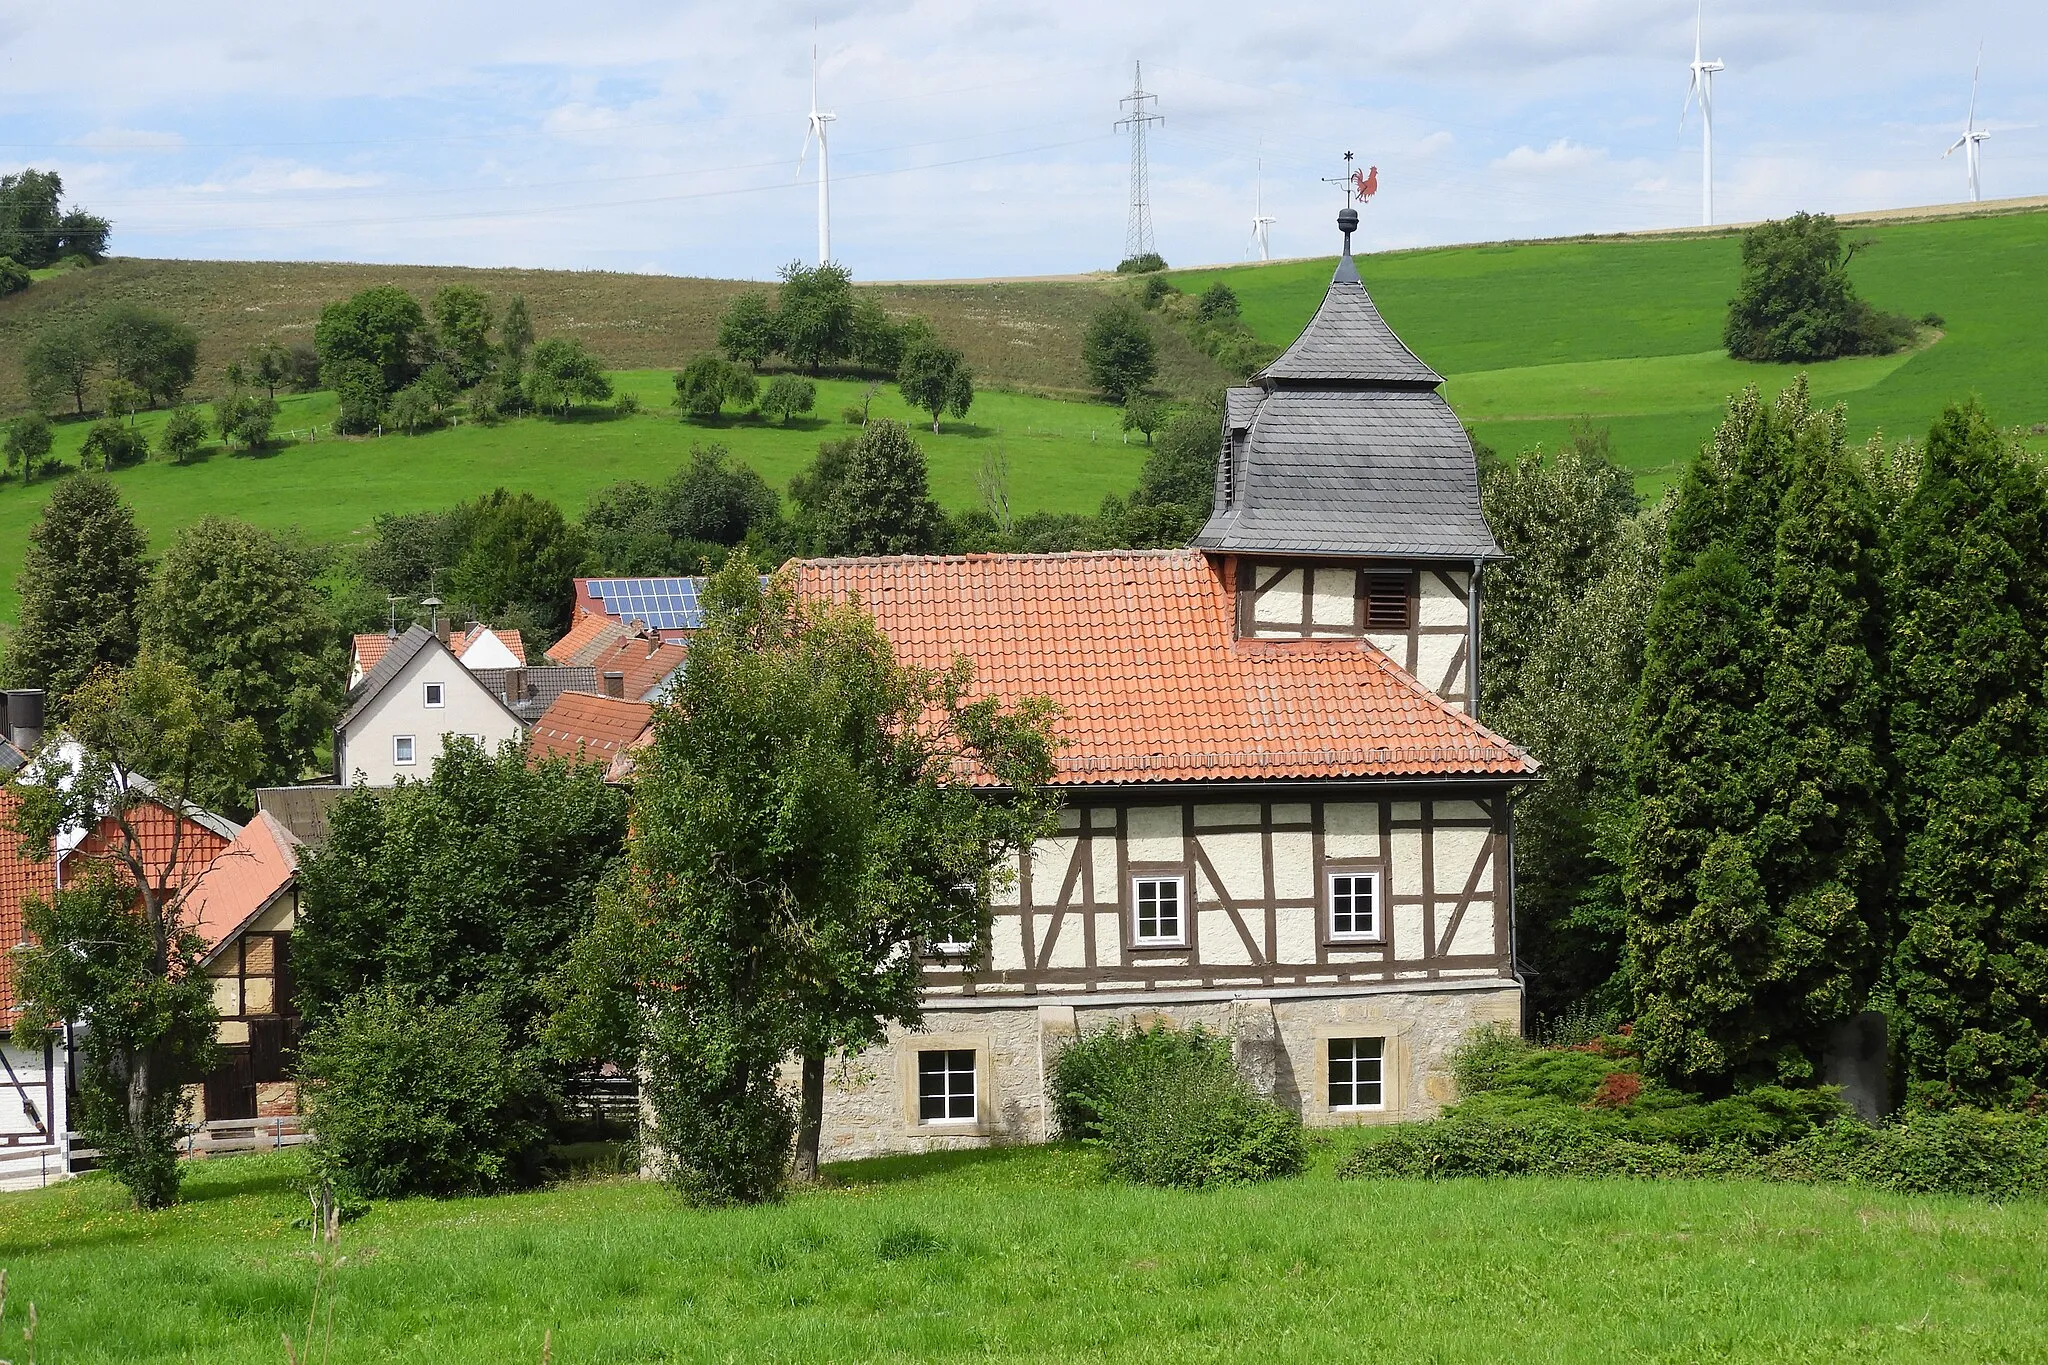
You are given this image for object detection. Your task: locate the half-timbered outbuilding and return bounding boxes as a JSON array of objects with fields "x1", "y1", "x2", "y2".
[{"x1": 791, "y1": 212, "x2": 1537, "y2": 1161}]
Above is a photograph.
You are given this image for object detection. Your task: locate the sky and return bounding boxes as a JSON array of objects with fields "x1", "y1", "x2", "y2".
[{"x1": 9, "y1": 0, "x2": 2043, "y2": 281}]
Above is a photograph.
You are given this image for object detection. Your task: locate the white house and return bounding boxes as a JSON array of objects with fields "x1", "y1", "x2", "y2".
[{"x1": 332, "y1": 625, "x2": 528, "y2": 786}]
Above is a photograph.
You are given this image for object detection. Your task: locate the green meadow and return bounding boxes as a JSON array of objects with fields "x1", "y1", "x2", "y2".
[
  {"x1": 4, "y1": 1145, "x2": 2046, "y2": 1363},
  {"x1": 0, "y1": 377, "x2": 1142, "y2": 621},
  {"x1": 1171, "y1": 209, "x2": 2048, "y2": 484}
]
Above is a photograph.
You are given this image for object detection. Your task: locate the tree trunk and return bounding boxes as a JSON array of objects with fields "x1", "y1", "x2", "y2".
[{"x1": 793, "y1": 1050, "x2": 826, "y2": 1184}]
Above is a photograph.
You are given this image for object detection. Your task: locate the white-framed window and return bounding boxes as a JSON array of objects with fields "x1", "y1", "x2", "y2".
[
  {"x1": 1328, "y1": 1037, "x2": 1386, "y2": 1111},
  {"x1": 917, "y1": 1048, "x2": 977, "y2": 1123},
  {"x1": 423, "y1": 681, "x2": 445, "y2": 708},
  {"x1": 465, "y1": 733, "x2": 486, "y2": 745},
  {"x1": 1132, "y1": 875, "x2": 1184, "y2": 946},
  {"x1": 392, "y1": 735, "x2": 417, "y2": 765},
  {"x1": 1328, "y1": 870, "x2": 1382, "y2": 942}
]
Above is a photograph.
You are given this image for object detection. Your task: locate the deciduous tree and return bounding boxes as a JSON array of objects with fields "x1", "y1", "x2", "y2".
[
  {"x1": 1724, "y1": 212, "x2": 1913, "y2": 363},
  {"x1": 525, "y1": 337, "x2": 613, "y2": 416},
  {"x1": 774, "y1": 260, "x2": 856, "y2": 373},
  {"x1": 760, "y1": 373, "x2": 817, "y2": 426},
  {"x1": 95, "y1": 304, "x2": 198, "y2": 407},
  {"x1": 1082, "y1": 302, "x2": 1158, "y2": 404},
  {"x1": 141, "y1": 517, "x2": 344, "y2": 806},
  {"x1": 716, "y1": 291, "x2": 779, "y2": 368},
  {"x1": 6, "y1": 476, "x2": 149, "y2": 706},
  {"x1": 3, "y1": 411, "x2": 52, "y2": 484},
  {"x1": 897, "y1": 337, "x2": 973, "y2": 433},
  {"x1": 6, "y1": 655, "x2": 262, "y2": 1208},
  {"x1": 431, "y1": 285, "x2": 497, "y2": 385},
  {"x1": 315, "y1": 285, "x2": 425, "y2": 394},
  {"x1": 23, "y1": 319, "x2": 99, "y2": 416},
  {"x1": 447, "y1": 488, "x2": 585, "y2": 631},
  {"x1": 792, "y1": 420, "x2": 946, "y2": 556}
]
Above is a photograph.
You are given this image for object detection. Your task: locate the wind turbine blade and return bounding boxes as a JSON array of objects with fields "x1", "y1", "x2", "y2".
[
  {"x1": 1681, "y1": 73, "x2": 1699, "y2": 128},
  {"x1": 1944, "y1": 134, "x2": 1966, "y2": 158},
  {"x1": 1967, "y1": 50, "x2": 1980, "y2": 127},
  {"x1": 795, "y1": 129, "x2": 814, "y2": 182}
]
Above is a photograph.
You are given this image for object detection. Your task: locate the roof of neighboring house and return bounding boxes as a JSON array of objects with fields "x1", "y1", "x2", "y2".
[
  {"x1": 570, "y1": 577, "x2": 708, "y2": 640},
  {"x1": 336, "y1": 625, "x2": 527, "y2": 735},
  {"x1": 351, "y1": 632, "x2": 395, "y2": 679},
  {"x1": 186, "y1": 811, "x2": 301, "y2": 964},
  {"x1": 583, "y1": 633, "x2": 691, "y2": 703},
  {"x1": 547, "y1": 611, "x2": 634, "y2": 666},
  {"x1": 451, "y1": 624, "x2": 527, "y2": 667},
  {"x1": 529, "y1": 692, "x2": 655, "y2": 767},
  {"x1": 3, "y1": 784, "x2": 238, "y2": 1014},
  {"x1": 471, "y1": 666, "x2": 601, "y2": 723},
  {"x1": 793, "y1": 550, "x2": 1536, "y2": 788}
]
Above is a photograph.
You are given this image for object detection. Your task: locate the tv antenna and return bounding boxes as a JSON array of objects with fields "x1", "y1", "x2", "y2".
[
  {"x1": 1680, "y1": 0, "x2": 1726, "y2": 226},
  {"x1": 795, "y1": 28, "x2": 836, "y2": 265},
  {"x1": 1113, "y1": 61, "x2": 1163, "y2": 262},
  {"x1": 1944, "y1": 45, "x2": 1990, "y2": 203}
]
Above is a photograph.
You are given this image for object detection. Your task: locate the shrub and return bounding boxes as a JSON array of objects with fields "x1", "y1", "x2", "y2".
[
  {"x1": 0, "y1": 255, "x2": 30, "y2": 296},
  {"x1": 1196, "y1": 282, "x2": 1240, "y2": 321},
  {"x1": 157, "y1": 405, "x2": 207, "y2": 464},
  {"x1": 841, "y1": 404, "x2": 866, "y2": 425},
  {"x1": 1116, "y1": 252, "x2": 1167, "y2": 274},
  {"x1": 1763, "y1": 1111, "x2": 2048, "y2": 1201},
  {"x1": 760, "y1": 373, "x2": 817, "y2": 426},
  {"x1": 614, "y1": 390, "x2": 641, "y2": 418},
  {"x1": 79, "y1": 418, "x2": 147, "y2": 470},
  {"x1": 1134, "y1": 274, "x2": 1178, "y2": 308},
  {"x1": 1052, "y1": 1021, "x2": 1306, "y2": 1188},
  {"x1": 298, "y1": 986, "x2": 553, "y2": 1199}
]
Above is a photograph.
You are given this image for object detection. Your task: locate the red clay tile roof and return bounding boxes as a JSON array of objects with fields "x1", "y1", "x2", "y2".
[
  {"x1": 547, "y1": 612, "x2": 632, "y2": 667},
  {"x1": 352, "y1": 633, "x2": 393, "y2": 676},
  {"x1": 2, "y1": 792, "x2": 234, "y2": 1014},
  {"x1": 793, "y1": 549, "x2": 1536, "y2": 787},
  {"x1": 186, "y1": 811, "x2": 301, "y2": 960},
  {"x1": 530, "y1": 692, "x2": 654, "y2": 766},
  {"x1": 582, "y1": 634, "x2": 690, "y2": 702},
  {"x1": 452, "y1": 625, "x2": 527, "y2": 665}
]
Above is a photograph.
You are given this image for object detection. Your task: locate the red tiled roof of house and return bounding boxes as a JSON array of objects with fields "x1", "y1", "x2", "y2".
[
  {"x1": 452, "y1": 625, "x2": 527, "y2": 665},
  {"x1": 2, "y1": 792, "x2": 235, "y2": 1014},
  {"x1": 530, "y1": 692, "x2": 654, "y2": 765},
  {"x1": 793, "y1": 549, "x2": 1537, "y2": 787},
  {"x1": 583, "y1": 634, "x2": 690, "y2": 702},
  {"x1": 185, "y1": 811, "x2": 301, "y2": 959},
  {"x1": 352, "y1": 632, "x2": 393, "y2": 676},
  {"x1": 546, "y1": 612, "x2": 632, "y2": 667}
]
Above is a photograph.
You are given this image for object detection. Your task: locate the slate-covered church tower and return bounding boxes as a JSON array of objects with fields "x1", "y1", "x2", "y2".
[{"x1": 1193, "y1": 205, "x2": 1499, "y2": 714}]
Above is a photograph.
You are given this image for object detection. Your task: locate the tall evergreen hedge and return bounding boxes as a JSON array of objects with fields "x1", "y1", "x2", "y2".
[
  {"x1": 1887, "y1": 402, "x2": 2048, "y2": 1109},
  {"x1": 1626, "y1": 383, "x2": 1887, "y2": 1089}
]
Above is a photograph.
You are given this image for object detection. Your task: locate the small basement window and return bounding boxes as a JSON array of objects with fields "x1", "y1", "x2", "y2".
[
  {"x1": 392, "y1": 735, "x2": 416, "y2": 765},
  {"x1": 1329, "y1": 1037, "x2": 1386, "y2": 1111},
  {"x1": 1365, "y1": 573, "x2": 1413, "y2": 630},
  {"x1": 917, "y1": 1048, "x2": 977, "y2": 1123},
  {"x1": 1329, "y1": 871, "x2": 1381, "y2": 941},
  {"x1": 423, "y1": 681, "x2": 445, "y2": 707},
  {"x1": 1132, "y1": 875, "x2": 1185, "y2": 947}
]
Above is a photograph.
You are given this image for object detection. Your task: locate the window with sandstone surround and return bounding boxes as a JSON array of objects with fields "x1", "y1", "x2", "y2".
[
  {"x1": 1328, "y1": 1037, "x2": 1386, "y2": 1111},
  {"x1": 917, "y1": 1049, "x2": 977, "y2": 1123}
]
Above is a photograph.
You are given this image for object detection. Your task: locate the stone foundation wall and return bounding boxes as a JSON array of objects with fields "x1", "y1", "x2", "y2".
[{"x1": 816, "y1": 979, "x2": 1522, "y2": 1163}]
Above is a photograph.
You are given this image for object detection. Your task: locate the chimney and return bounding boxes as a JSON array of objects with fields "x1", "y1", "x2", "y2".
[
  {"x1": 5, "y1": 689, "x2": 45, "y2": 753},
  {"x1": 504, "y1": 667, "x2": 526, "y2": 703},
  {"x1": 433, "y1": 616, "x2": 452, "y2": 645},
  {"x1": 603, "y1": 671, "x2": 626, "y2": 700}
]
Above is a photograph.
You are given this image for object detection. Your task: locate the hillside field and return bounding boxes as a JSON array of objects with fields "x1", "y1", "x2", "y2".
[
  {"x1": 1170, "y1": 208, "x2": 2048, "y2": 482},
  {"x1": 0, "y1": 378, "x2": 1143, "y2": 621},
  {"x1": 3, "y1": 1145, "x2": 2045, "y2": 1362}
]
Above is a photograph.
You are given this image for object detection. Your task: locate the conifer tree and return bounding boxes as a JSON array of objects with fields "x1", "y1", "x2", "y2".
[
  {"x1": 1626, "y1": 382, "x2": 1887, "y2": 1088},
  {"x1": 1888, "y1": 402, "x2": 2048, "y2": 1108},
  {"x1": 6, "y1": 475, "x2": 149, "y2": 709}
]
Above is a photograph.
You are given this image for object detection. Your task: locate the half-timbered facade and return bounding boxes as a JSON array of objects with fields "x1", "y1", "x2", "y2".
[{"x1": 789, "y1": 216, "x2": 1533, "y2": 1160}]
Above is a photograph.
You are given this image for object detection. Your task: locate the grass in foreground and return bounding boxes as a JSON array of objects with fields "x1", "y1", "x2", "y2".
[
  {"x1": 3, "y1": 1144, "x2": 2045, "y2": 1362},
  {"x1": 0, "y1": 376, "x2": 1143, "y2": 622}
]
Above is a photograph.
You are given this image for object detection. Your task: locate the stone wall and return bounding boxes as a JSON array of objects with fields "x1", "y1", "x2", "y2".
[{"x1": 814, "y1": 979, "x2": 1521, "y2": 1163}]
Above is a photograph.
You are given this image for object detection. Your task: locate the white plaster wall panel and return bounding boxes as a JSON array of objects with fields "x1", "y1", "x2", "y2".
[
  {"x1": 1094, "y1": 913, "x2": 1124, "y2": 966},
  {"x1": 1433, "y1": 827, "x2": 1495, "y2": 896},
  {"x1": 1393, "y1": 904, "x2": 1425, "y2": 962},
  {"x1": 1272, "y1": 830, "x2": 1315, "y2": 901},
  {"x1": 1435, "y1": 800, "x2": 1489, "y2": 823},
  {"x1": 1389, "y1": 826, "x2": 1425, "y2": 896},
  {"x1": 1125, "y1": 805, "x2": 1181, "y2": 862},
  {"x1": 1448, "y1": 899, "x2": 1498, "y2": 957},
  {"x1": 991, "y1": 851, "x2": 1023, "y2": 907},
  {"x1": 1089, "y1": 807, "x2": 1117, "y2": 830},
  {"x1": 1200, "y1": 909, "x2": 1254, "y2": 964},
  {"x1": 1310, "y1": 571, "x2": 1356, "y2": 626},
  {"x1": 1090, "y1": 837, "x2": 1118, "y2": 906},
  {"x1": 1058, "y1": 808, "x2": 1082, "y2": 832},
  {"x1": 1323, "y1": 803, "x2": 1380, "y2": 860},
  {"x1": 1030, "y1": 836, "x2": 1077, "y2": 903},
  {"x1": 1254, "y1": 568, "x2": 1304, "y2": 625},
  {"x1": 1201, "y1": 831, "x2": 1265, "y2": 903},
  {"x1": 1194, "y1": 802, "x2": 1261, "y2": 828},
  {"x1": 1391, "y1": 801, "x2": 1422, "y2": 824},
  {"x1": 1275, "y1": 906, "x2": 1317, "y2": 963},
  {"x1": 1418, "y1": 572, "x2": 1469, "y2": 628},
  {"x1": 1418, "y1": 636, "x2": 1465, "y2": 697},
  {"x1": 1366, "y1": 631, "x2": 1405, "y2": 659},
  {"x1": 991, "y1": 915, "x2": 1027, "y2": 971},
  {"x1": 1043, "y1": 913, "x2": 1087, "y2": 969},
  {"x1": 1272, "y1": 803, "x2": 1310, "y2": 826}
]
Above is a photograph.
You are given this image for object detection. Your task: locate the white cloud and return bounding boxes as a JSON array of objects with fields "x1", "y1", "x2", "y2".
[{"x1": 1492, "y1": 139, "x2": 1609, "y2": 173}]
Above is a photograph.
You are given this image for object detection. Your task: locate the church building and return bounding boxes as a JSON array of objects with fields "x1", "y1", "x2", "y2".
[{"x1": 795, "y1": 207, "x2": 1536, "y2": 1160}]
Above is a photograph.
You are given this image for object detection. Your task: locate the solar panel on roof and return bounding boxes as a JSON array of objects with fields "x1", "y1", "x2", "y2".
[{"x1": 586, "y1": 577, "x2": 708, "y2": 631}]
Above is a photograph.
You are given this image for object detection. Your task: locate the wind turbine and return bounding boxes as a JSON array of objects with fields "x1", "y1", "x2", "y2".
[
  {"x1": 1680, "y1": 0, "x2": 1725, "y2": 227},
  {"x1": 1249, "y1": 157, "x2": 1276, "y2": 261},
  {"x1": 1945, "y1": 46, "x2": 1990, "y2": 203},
  {"x1": 795, "y1": 36, "x2": 836, "y2": 265}
]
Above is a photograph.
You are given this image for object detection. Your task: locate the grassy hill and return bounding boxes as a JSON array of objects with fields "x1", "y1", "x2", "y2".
[
  {"x1": 1170, "y1": 207, "x2": 2048, "y2": 483},
  {"x1": 1, "y1": 207, "x2": 2042, "y2": 626},
  {"x1": 4, "y1": 1146, "x2": 2046, "y2": 1361},
  {"x1": 0, "y1": 377, "x2": 1143, "y2": 621}
]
